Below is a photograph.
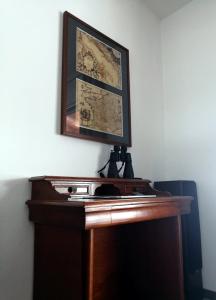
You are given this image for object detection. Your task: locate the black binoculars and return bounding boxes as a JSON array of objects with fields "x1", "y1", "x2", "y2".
[{"x1": 98, "y1": 145, "x2": 134, "y2": 179}]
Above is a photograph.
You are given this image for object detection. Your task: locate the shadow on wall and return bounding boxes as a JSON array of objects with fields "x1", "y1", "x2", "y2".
[
  {"x1": 97, "y1": 144, "x2": 112, "y2": 176},
  {"x1": 54, "y1": 11, "x2": 112, "y2": 177},
  {"x1": 0, "y1": 178, "x2": 34, "y2": 300}
]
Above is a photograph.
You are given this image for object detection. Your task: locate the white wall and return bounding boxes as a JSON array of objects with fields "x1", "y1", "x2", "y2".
[
  {"x1": 162, "y1": 0, "x2": 216, "y2": 291},
  {"x1": 0, "y1": 0, "x2": 164, "y2": 299}
]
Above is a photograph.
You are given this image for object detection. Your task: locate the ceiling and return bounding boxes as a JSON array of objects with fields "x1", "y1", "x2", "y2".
[{"x1": 143, "y1": 0, "x2": 192, "y2": 19}]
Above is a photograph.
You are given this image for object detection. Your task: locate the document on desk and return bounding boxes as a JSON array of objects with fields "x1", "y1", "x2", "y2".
[{"x1": 68, "y1": 194, "x2": 156, "y2": 201}]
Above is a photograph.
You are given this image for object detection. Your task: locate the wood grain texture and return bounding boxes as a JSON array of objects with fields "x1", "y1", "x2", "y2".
[
  {"x1": 87, "y1": 218, "x2": 184, "y2": 300},
  {"x1": 27, "y1": 196, "x2": 191, "y2": 229},
  {"x1": 86, "y1": 229, "x2": 95, "y2": 300},
  {"x1": 33, "y1": 225, "x2": 83, "y2": 300},
  {"x1": 27, "y1": 176, "x2": 192, "y2": 300}
]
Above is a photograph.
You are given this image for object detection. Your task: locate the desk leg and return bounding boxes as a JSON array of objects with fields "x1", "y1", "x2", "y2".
[
  {"x1": 86, "y1": 229, "x2": 94, "y2": 300},
  {"x1": 177, "y1": 215, "x2": 185, "y2": 300},
  {"x1": 84, "y1": 216, "x2": 185, "y2": 300}
]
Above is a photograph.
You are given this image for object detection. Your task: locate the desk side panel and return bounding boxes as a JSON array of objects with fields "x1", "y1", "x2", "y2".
[
  {"x1": 89, "y1": 217, "x2": 184, "y2": 300},
  {"x1": 33, "y1": 224, "x2": 84, "y2": 300}
]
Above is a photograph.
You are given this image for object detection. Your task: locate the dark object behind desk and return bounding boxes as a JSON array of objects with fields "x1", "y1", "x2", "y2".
[{"x1": 154, "y1": 181, "x2": 203, "y2": 300}]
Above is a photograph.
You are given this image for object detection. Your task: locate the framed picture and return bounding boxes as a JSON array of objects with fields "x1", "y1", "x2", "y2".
[{"x1": 61, "y1": 11, "x2": 131, "y2": 146}]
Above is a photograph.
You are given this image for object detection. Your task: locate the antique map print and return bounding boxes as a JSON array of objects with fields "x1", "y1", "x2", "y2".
[
  {"x1": 76, "y1": 28, "x2": 122, "y2": 90},
  {"x1": 76, "y1": 79, "x2": 123, "y2": 136}
]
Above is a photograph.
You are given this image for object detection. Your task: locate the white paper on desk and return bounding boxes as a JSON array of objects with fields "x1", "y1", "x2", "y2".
[{"x1": 68, "y1": 194, "x2": 156, "y2": 201}]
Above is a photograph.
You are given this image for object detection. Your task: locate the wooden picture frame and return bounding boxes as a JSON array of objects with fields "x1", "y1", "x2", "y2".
[{"x1": 61, "y1": 11, "x2": 131, "y2": 146}]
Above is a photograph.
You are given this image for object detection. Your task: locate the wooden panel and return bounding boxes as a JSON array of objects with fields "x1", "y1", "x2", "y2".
[
  {"x1": 89, "y1": 217, "x2": 184, "y2": 300},
  {"x1": 28, "y1": 204, "x2": 85, "y2": 228},
  {"x1": 85, "y1": 230, "x2": 94, "y2": 300},
  {"x1": 85, "y1": 198, "x2": 191, "y2": 229},
  {"x1": 33, "y1": 224, "x2": 84, "y2": 300},
  {"x1": 122, "y1": 217, "x2": 184, "y2": 300},
  {"x1": 27, "y1": 176, "x2": 191, "y2": 300},
  {"x1": 27, "y1": 196, "x2": 192, "y2": 229},
  {"x1": 28, "y1": 176, "x2": 168, "y2": 201},
  {"x1": 91, "y1": 227, "x2": 123, "y2": 300}
]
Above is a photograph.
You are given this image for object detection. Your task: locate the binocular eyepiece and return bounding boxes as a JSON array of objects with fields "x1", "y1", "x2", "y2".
[{"x1": 98, "y1": 145, "x2": 134, "y2": 179}]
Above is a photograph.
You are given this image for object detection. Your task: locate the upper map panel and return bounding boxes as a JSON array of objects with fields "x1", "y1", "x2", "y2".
[{"x1": 76, "y1": 28, "x2": 122, "y2": 90}]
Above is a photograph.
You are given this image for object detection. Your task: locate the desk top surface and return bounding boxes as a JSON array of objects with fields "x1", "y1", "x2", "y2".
[{"x1": 27, "y1": 176, "x2": 192, "y2": 228}]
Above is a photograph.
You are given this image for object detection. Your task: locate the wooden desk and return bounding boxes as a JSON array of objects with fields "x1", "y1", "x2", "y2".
[{"x1": 27, "y1": 176, "x2": 192, "y2": 300}]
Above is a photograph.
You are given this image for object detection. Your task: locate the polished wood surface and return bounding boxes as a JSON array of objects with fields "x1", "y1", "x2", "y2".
[
  {"x1": 29, "y1": 176, "x2": 160, "y2": 200},
  {"x1": 33, "y1": 225, "x2": 83, "y2": 300},
  {"x1": 89, "y1": 218, "x2": 184, "y2": 300},
  {"x1": 27, "y1": 176, "x2": 192, "y2": 300}
]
